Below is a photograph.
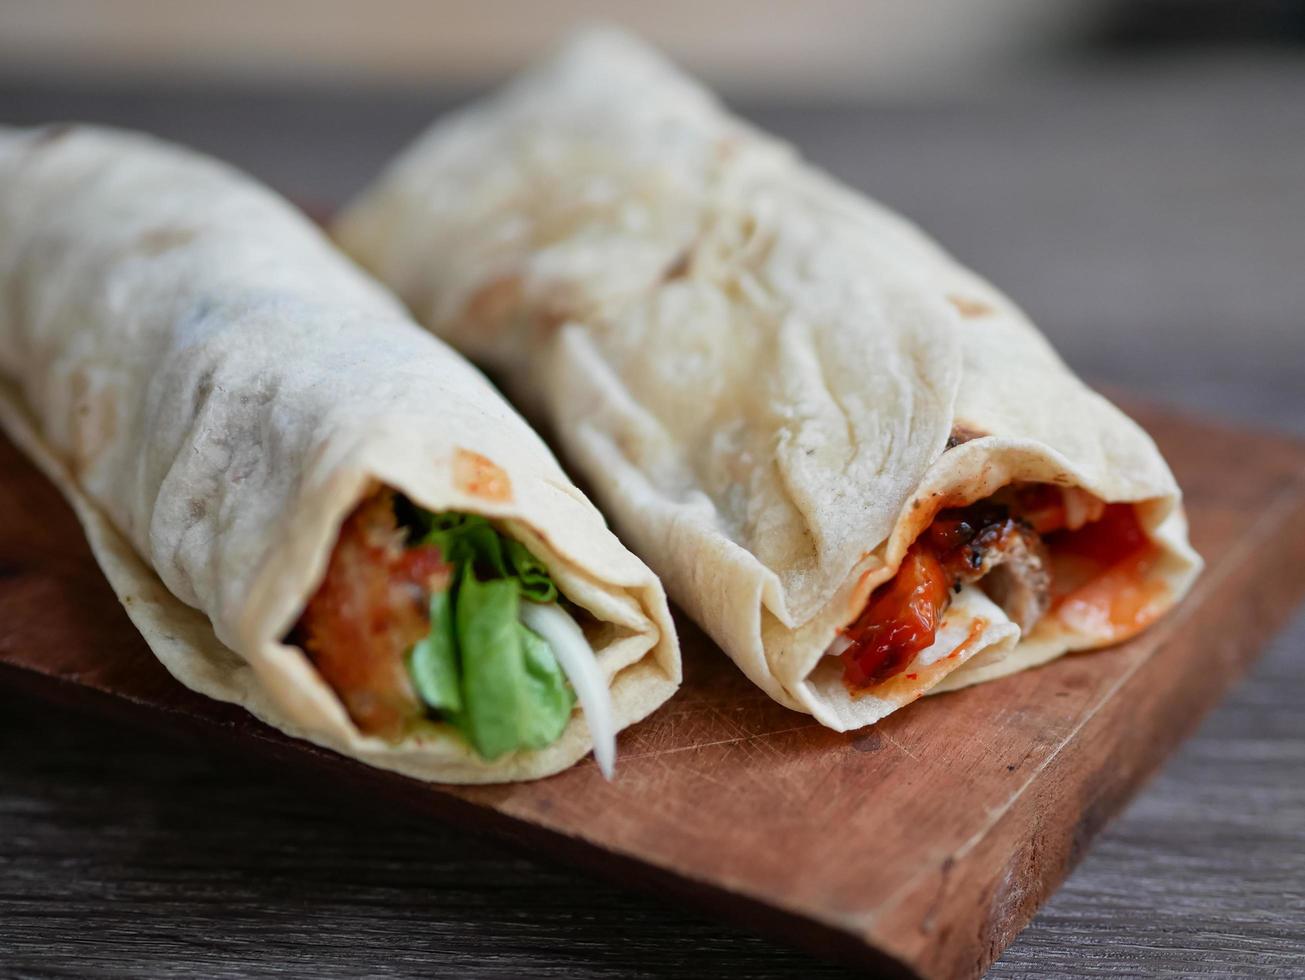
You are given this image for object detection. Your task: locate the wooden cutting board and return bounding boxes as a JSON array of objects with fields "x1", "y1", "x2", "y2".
[{"x1": 2, "y1": 399, "x2": 1303, "y2": 980}]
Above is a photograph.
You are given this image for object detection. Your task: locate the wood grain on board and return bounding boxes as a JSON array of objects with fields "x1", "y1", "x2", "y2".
[{"x1": 1, "y1": 400, "x2": 1303, "y2": 979}]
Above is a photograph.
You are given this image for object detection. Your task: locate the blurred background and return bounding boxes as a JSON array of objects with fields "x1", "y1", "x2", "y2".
[
  {"x1": 3, "y1": 0, "x2": 1304, "y2": 96},
  {"x1": 1, "y1": 2, "x2": 1303, "y2": 978}
]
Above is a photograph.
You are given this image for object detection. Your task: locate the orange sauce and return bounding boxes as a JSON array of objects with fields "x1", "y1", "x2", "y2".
[
  {"x1": 860, "y1": 617, "x2": 990, "y2": 705},
  {"x1": 839, "y1": 545, "x2": 950, "y2": 690},
  {"x1": 453, "y1": 448, "x2": 513, "y2": 502},
  {"x1": 947, "y1": 616, "x2": 991, "y2": 661},
  {"x1": 1049, "y1": 504, "x2": 1166, "y2": 641}
]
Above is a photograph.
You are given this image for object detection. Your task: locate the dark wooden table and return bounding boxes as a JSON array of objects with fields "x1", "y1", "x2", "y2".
[{"x1": 2, "y1": 54, "x2": 1303, "y2": 977}]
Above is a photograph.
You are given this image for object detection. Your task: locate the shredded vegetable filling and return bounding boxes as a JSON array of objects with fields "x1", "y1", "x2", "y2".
[{"x1": 290, "y1": 489, "x2": 613, "y2": 765}]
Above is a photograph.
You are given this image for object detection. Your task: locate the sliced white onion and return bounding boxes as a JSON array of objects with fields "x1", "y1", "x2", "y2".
[
  {"x1": 519, "y1": 601, "x2": 616, "y2": 780},
  {"x1": 826, "y1": 633, "x2": 854, "y2": 658},
  {"x1": 1063, "y1": 486, "x2": 1106, "y2": 531}
]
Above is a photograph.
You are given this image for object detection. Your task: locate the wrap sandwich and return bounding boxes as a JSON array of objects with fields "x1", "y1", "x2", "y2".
[
  {"x1": 0, "y1": 124, "x2": 679, "y2": 781},
  {"x1": 335, "y1": 29, "x2": 1203, "y2": 731}
]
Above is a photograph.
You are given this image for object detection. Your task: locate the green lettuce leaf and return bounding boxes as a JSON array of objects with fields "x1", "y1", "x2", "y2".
[
  {"x1": 503, "y1": 537, "x2": 556, "y2": 603},
  {"x1": 415, "y1": 512, "x2": 558, "y2": 603},
  {"x1": 452, "y1": 570, "x2": 574, "y2": 759},
  {"x1": 516, "y1": 620, "x2": 575, "y2": 747},
  {"x1": 406, "y1": 590, "x2": 461, "y2": 714},
  {"x1": 401, "y1": 505, "x2": 573, "y2": 759}
]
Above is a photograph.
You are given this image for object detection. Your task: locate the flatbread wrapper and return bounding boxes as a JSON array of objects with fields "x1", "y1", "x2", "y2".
[
  {"x1": 0, "y1": 124, "x2": 680, "y2": 781},
  {"x1": 335, "y1": 29, "x2": 1202, "y2": 730}
]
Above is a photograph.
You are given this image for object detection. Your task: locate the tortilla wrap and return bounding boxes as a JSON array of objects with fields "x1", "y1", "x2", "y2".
[
  {"x1": 0, "y1": 123, "x2": 679, "y2": 781},
  {"x1": 335, "y1": 28, "x2": 1201, "y2": 730}
]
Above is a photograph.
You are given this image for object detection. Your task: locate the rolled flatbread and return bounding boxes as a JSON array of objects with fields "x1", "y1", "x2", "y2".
[
  {"x1": 335, "y1": 29, "x2": 1202, "y2": 730},
  {"x1": 0, "y1": 123, "x2": 679, "y2": 781}
]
